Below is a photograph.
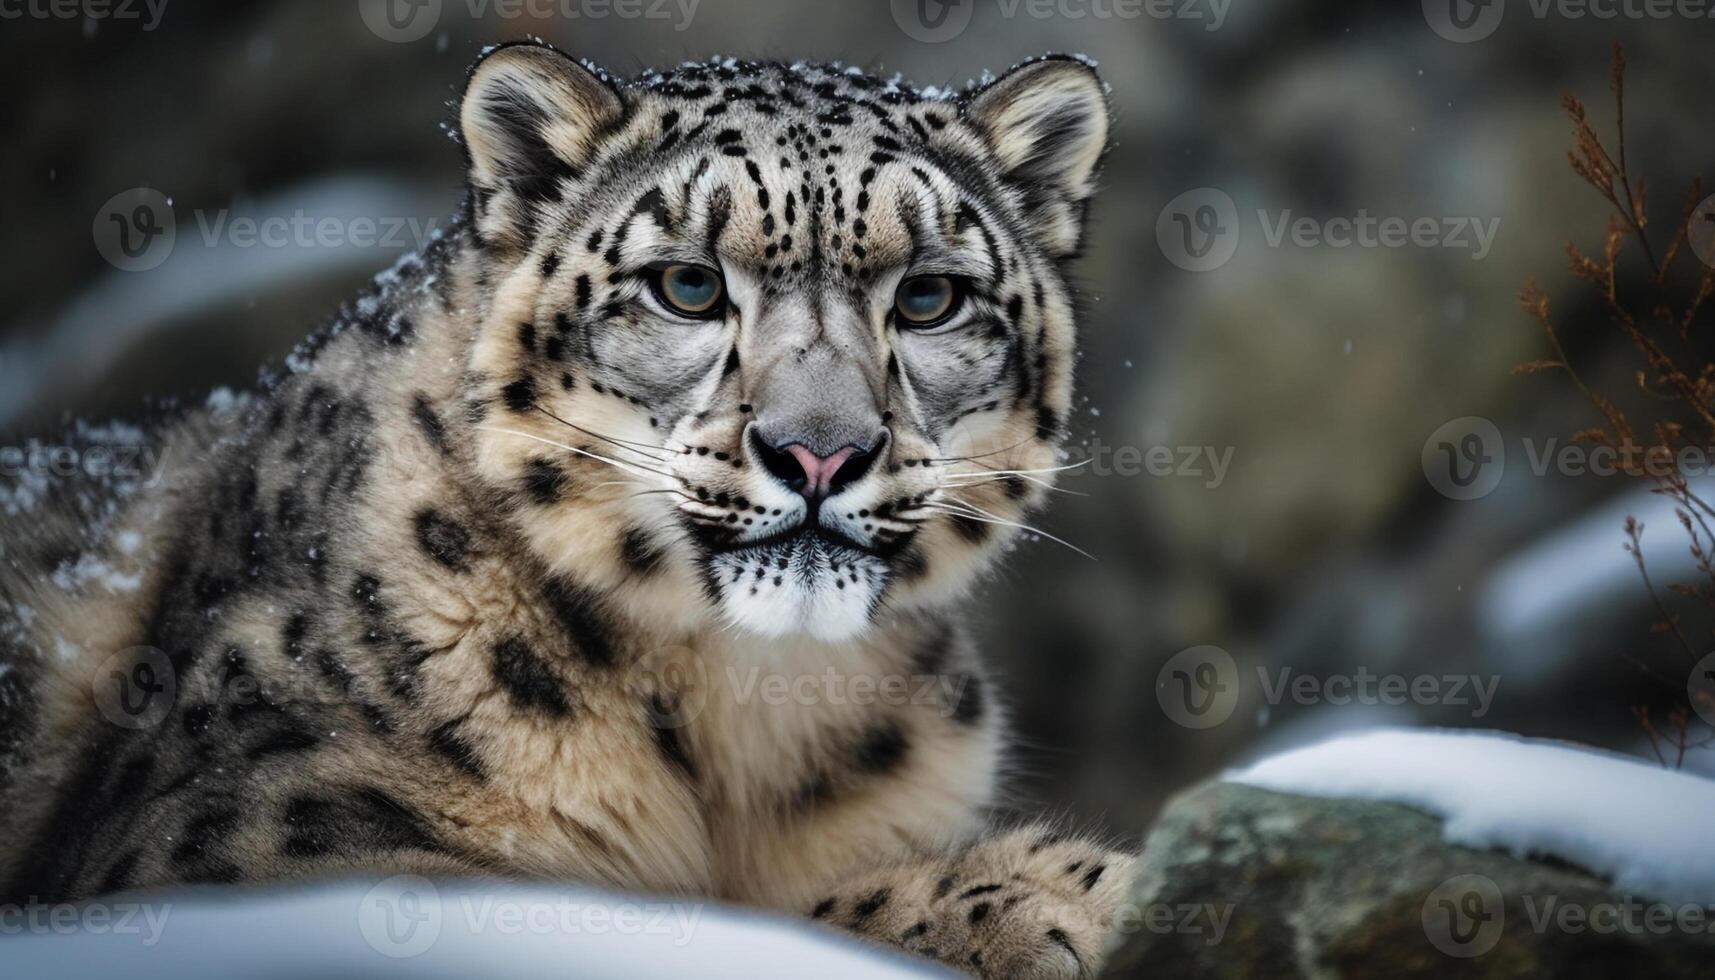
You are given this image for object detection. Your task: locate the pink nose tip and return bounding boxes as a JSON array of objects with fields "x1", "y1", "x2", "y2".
[{"x1": 784, "y1": 444, "x2": 857, "y2": 498}]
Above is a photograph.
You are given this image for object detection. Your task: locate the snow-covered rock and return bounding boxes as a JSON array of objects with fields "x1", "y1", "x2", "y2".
[
  {"x1": 1228, "y1": 728, "x2": 1715, "y2": 906},
  {"x1": 1101, "y1": 729, "x2": 1715, "y2": 978}
]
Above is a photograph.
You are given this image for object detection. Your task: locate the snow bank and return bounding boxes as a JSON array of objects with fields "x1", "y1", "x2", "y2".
[
  {"x1": 3, "y1": 879, "x2": 947, "y2": 980},
  {"x1": 1227, "y1": 728, "x2": 1715, "y2": 906}
]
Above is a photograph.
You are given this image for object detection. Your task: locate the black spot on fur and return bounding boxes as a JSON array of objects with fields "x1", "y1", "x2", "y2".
[
  {"x1": 635, "y1": 187, "x2": 672, "y2": 229},
  {"x1": 619, "y1": 527, "x2": 664, "y2": 577},
  {"x1": 950, "y1": 673, "x2": 985, "y2": 726},
  {"x1": 408, "y1": 396, "x2": 449, "y2": 453},
  {"x1": 414, "y1": 509, "x2": 473, "y2": 571},
  {"x1": 1081, "y1": 865, "x2": 1106, "y2": 891},
  {"x1": 646, "y1": 694, "x2": 697, "y2": 781},
  {"x1": 171, "y1": 808, "x2": 242, "y2": 869},
  {"x1": 522, "y1": 457, "x2": 569, "y2": 504},
  {"x1": 282, "y1": 788, "x2": 443, "y2": 860},
  {"x1": 502, "y1": 376, "x2": 537, "y2": 413},
  {"x1": 1035, "y1": 406, "x2": 1064, "y2": 441},
  {"x1": 98, "y1": 850, "x2": 141, "y2": 895},
  {"x1": 811, "y1": 898, "x2": 836, "y2": 919},
  {"x1": 853, "y1": 889, "x2": 890, "y2": 919},
  {"x1": 427, "y1": 720, "x2": 486, "y2": 780},
  {"x1": 948, "y1": 512, "x2": 991, "y2": 545},
  {"x1": 910, "y1": 620, "x2": 954, "y2": 675},
  {"x1": 492, "y1": 637, "x2": 571, "y2": 716},
  {"x1": 542, "y1": 576, "x2": 618, "y2": 667},
  {"x1": 244, "y1": 718, "x2": 322, "y2": 760},
  {"x1": 182, "y1": 703, "x2": 215, "y2": 738},
  {"x1": 854, "y1": 722, "x2": 908, "y2": 775}
]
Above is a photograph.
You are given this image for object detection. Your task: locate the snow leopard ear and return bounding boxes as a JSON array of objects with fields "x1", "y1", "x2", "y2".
[
  {"x1": 460, "y1": 43, "x2": 624, "y2": 245},
  {"x1": 967, "y1": 58, "x2": 1111, "y2": 257}
]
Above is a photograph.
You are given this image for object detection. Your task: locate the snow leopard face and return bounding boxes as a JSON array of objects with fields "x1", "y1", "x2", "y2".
[{"x1": 462, "y1": 43, "x2": 1109, "y2": 641}]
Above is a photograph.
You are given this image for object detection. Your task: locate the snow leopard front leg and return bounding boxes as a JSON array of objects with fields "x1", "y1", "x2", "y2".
[{"x1": 804, "y1": 828, "x2": 1137, "y2": 979}]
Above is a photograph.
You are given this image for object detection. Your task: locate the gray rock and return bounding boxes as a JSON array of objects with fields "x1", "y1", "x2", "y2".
[{"x1": 1101, "y1": 782, "x2": 1713, "y2": 978}]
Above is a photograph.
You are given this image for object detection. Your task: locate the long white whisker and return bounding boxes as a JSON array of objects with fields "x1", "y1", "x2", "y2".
[
  {"x1": 476, "y1": 426, "x2": 679, "y2": 484},
  {"x1": 941, "y1": 459, "x2": 1093, "y2": 479},
  {"x1": 533, "y1": 406, "x2": 673, "y2": 462},
  {"x1": 924, "y1": 501, "x2": 1095, "y2": 561},
  {"x1": 942, "y1": 472, "x2": 1085, "y2": 495}
]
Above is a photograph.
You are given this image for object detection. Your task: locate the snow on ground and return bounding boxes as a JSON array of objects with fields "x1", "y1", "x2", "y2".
[
  {"x1": 3, "y1": 879, "x2": 948, "y2": 980},
  {"x1": 1227, "y1": 728, "x2": 1715, "y2": 906}
]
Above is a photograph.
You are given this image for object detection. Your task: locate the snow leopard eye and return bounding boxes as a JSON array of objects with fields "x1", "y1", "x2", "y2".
[
  {"x1": 894, "y1": 275, "x2": 963, "y2": 328},
  {"x1": 654, "y1": 264, "x2": 726, "y2": 319}
]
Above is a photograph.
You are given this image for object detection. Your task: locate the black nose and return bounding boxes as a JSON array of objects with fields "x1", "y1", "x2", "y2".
[{"x1": 750, "y1": 429, "x2": 882, "y2": 500}]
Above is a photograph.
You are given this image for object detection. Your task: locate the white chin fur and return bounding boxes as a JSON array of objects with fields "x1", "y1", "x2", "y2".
[{"x1": 708, "y1": 539, "x2": 887, "y2": 642}]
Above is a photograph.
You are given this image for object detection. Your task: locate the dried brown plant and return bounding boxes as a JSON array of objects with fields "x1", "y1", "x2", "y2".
[{"x1": 1517, "y1": 43, "x2": 1715, "y2": 767}]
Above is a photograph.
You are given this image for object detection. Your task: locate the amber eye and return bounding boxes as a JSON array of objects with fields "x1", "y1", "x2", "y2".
[
  {"x1": 895, "y1": 275, "x2": 961, "y2": 327},
  {"x1": 655, "y1": 264, "x2": 726, "y2": 318}
]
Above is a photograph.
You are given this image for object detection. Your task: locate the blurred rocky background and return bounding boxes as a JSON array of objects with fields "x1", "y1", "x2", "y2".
[{"x1": 3, "y1": 0, "x2": 1714, "y2": 845}]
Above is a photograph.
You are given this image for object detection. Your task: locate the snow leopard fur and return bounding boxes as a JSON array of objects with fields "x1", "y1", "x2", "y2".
[{"x1": 0, "y1": 41, "x2": 1130, "y2": 978}]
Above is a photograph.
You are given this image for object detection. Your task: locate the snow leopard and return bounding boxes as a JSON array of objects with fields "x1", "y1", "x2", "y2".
[{"x1": 0, "y1": 42, "x2": 1130, "y2": 978}]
